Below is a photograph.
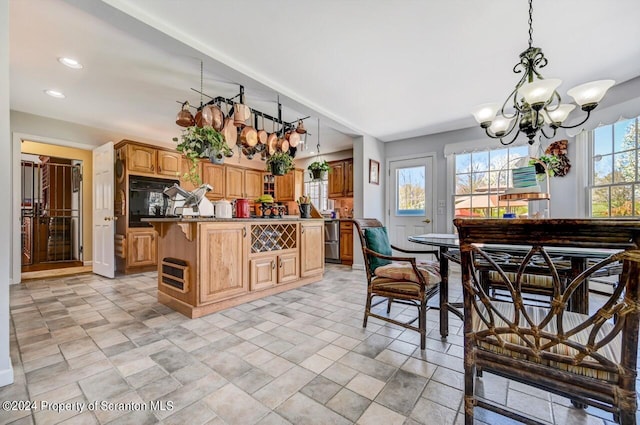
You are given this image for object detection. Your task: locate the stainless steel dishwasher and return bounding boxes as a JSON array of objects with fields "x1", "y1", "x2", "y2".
[{"x1": 324, "y1": 220, "x2": 341, "y2": 263}]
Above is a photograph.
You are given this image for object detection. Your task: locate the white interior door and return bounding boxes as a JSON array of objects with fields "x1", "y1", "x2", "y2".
[
  {"x1": 388, "y1": 156, "x2": 435, "y2": 251},
  {"x1": 93, "y1": 142, "x2": 114, "y2": 278}
]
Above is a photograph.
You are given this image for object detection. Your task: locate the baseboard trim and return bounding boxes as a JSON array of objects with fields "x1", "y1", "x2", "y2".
[
  {"x1": 22, "y1": 265, "x2": 93, "y2": 280},
  {"x1": 83, "y1": 261, "x2": 93, "y2": 266},
  {"x1": 0, "y1": 365, "x2": 14, "y2": 387},
  {"x1": 352, "y1": 263, "x2": 365, "y2": 271}
]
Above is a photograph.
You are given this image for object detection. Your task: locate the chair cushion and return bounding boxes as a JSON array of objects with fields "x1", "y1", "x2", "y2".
[
  {"x1": 472, "y1": 301, "x2": 621, "y2": 382},
  {"x1": 374, "y1": 260, "x2": 441, "y2": 287},
  {"x1": 486, "y1": 271, "x2": 554, "y2": 289},
  {"x1": 371, "y1": 277, "x2": 422, "y2": 296},
  {"x1": 364, "y1": 227, "x2": 392, "y2": 272}
]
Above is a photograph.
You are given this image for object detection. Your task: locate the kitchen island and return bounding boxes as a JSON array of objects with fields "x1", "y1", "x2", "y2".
[{"x1": 145, "y1": 217, "x2": 325, "y2": 318}]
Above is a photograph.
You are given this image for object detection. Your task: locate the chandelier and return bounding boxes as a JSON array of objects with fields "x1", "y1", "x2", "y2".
[{"x1": 471, "y1": 0, "x2": 614, "y2": 145}]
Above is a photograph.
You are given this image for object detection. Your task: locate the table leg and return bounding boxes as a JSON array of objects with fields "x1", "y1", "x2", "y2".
[{"x1": 440, "y1": 246, "x2": 449, "y2": 338}]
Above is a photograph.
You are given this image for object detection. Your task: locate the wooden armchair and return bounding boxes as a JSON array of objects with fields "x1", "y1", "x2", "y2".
[
  {"x1": 352, "y1": 218, "x2": 441, "y2": 350},
  {"x1": 454, "y1": 218, "x2": 640, "y2": 424}
]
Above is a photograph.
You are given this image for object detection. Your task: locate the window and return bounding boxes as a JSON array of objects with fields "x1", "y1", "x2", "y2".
[
  {"x1": 454, "y1": 145, "x2": 529, "y2": 218},
  {"x1": 590, "y1": 117, "x2": 639, "y2": 217},
  {"x1": 396, "y1": 166, "x2": 425, "y2": 216},
  {"x1": 304, "y1": 178, "x2": 328, "y2": 211}
]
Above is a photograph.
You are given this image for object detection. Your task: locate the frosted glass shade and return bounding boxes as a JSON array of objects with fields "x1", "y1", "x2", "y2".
[
  {"x1": 543, "y1": 104, "x2": 576, "y2": 124},
  {"x1": 471, "y1": 103, "x2": 500, "y2": 125},
  {"x1": 489, "y1": 116, "x2": 513, "y2": 136},
  {"x1": 519, "y1": 79, "x2": 562, "y2": 107},
  {"x1": 567, "y1": 80, "x2": 615, "y2": 107}
]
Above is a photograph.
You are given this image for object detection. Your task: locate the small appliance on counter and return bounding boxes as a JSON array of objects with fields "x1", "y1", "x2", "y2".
[
  {"x1": 163, "y1": 183, "x2": 214, "y2": 217},
  {"x1": 234, "y1": 198, "x2": 251, "y2": 218},
  {"x1": 213, "y1": 199, "x2": 232, "y2": 218}
]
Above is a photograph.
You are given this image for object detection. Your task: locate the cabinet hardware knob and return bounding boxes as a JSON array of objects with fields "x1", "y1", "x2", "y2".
[
  {"x1": 158, "y1": 166, "x2": 161, "y2": 172},
  {"x1": 104, "y1": 217, "x2": 111, "y2": 221},
  {"x1": 243, "y1": 227, "x2": 246, "y2": 237},
  {"x1": 301, "y1": 227, "x2": 304, "y2": 234},
  {"x1": 272, "y1": 261, "x2": 275, "y2": 270},
  {"x1": 151, "y1": 165, "x2": 154, "y2": 171},
  {"x1": 279, "y1": 259, "x2": 283, "y2": 268}
]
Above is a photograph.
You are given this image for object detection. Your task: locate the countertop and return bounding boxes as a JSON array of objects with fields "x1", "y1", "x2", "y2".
[{"x1": 143, "y1": 216, "x2": 324, "y2": 223}]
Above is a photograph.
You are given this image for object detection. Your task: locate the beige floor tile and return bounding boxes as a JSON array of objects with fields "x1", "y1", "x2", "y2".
[
  {"x1": 346, "y1": 373, "x2": 386, "y2": 400},
  {"x1": 357, "y1": 402, "x2": 407, "y2": 425}
]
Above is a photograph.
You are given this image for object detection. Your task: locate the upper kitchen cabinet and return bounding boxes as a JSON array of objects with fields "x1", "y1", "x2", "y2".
[
  {"x1": 225, "y1": 166, "x2": 263, "y2": 200},
  {"x1": 126, "y1": 143, "x2": 156, "y2": 174},
  {"x1": 201, "y1": 163, "x2": 225, "y2": 199},
  {"x1": 328, "y1": 159, "x2": 353, "y2": 198},
  {"x1": 157, "y1": 151, "x2": 182, "y2": 178},
  {"x1": 275, "y1": 169, "x2": 303, "y2": 202}
]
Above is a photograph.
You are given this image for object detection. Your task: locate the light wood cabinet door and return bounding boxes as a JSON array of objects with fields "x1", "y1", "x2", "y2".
[
  {"x1": 250, "y1": 257, "x2": 276, "y2": 291},
  {"x1": 340, "y1": 222, "x2": 353, "y2": 265},
  {"x1": 275, "y1": 169, "x2": 303, "y2": 202},
  {"x1": 244, "y1": 169, "x2": 263, "y2": 200},
  {"x1": 277, "y1": 253, "x2": 299, "y2": 284},
  {"x1": 225, "y1": 166, "x2": 245, "y2": 199},
  {"x1": 126, "y1": 145, "x2": 156, "y2": 174},
  {"x1": 127, "y1": 230, "x2": 157, "y2": 267},
  {"x1": 345, "y1": 159, "x2": 354, "y2": 197},
  {"x1": 199, "y1": 223, "x2": 248, "y2": 303},
  {"x1": 201, "y1": 163, "x2": 225, "y2": 199},
  {"x1": 157, "y1": 151, "x2": 182, "y2": 178},
  {"x1": 300, "y1": 222, "x2": 324, "y2": 277},
  {"x1": 328, "y1": 161, "x2": 345, "y2": 198}
]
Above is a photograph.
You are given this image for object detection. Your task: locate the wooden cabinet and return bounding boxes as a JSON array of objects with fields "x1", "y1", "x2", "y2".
[
  {"x1": 225, "y1": 166, "x2": 263, "y2": 200},
  {"x1": 250, "y1": 257, "x2": 277, "y2": 291},
  {"x1": 300, "y1": 221, "x2": 325, "y2": 277},
  {"x1": 199, "y1": 223, "x2": 249, "y2": 303},
  {"x1": 277, "y1": 252, "x2": 299, "y2": 284},
  {"x1": 328, "y1": 159, "x2": 353, "y2": 199},
  {"x1": 157, "y1": 151, "x2": 182, "y2": 178},
  {"x1": 127, "y1": 229, "x2": 157, "y2": 267},
  {"x1": 275, "y1": 169, "x2": 304, "y2": 202},
  {"x1": 126, "y1": 144, "x2": 157, "y2": 174},
  {"x1": 340, "y1": 221, "x2": 353, "y2": 265},
  {"x1": 201, "y1": 163, "x2": 225, "y2": 199}
]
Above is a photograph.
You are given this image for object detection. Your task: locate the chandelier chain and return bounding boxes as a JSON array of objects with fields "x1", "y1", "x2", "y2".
[
  {"x1": 199, "y1": 60, "x2": 204, "y2": 107},
  {"x1": 527, "y1": 0, "x2": 533, "y2": 49}
]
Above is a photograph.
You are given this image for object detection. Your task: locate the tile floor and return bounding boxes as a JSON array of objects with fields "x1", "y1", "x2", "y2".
[{"x1": 1, "y1": 265, "x2": 633, "y2": 424}]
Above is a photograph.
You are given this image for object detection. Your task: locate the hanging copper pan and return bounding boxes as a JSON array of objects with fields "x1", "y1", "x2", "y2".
[
  {"x1": 267, "y1": 135, "x2": 277, "y2": 155},
  {"x1": 286, "y1": 131, "x2": 301, "y2": 148},
  {"x1": 195, "y1": 106, "x2": 213, "y2": 128},
  {"x1": 233, "y1": 103, "x2": 250, "y2": 128},
  {"x1": 240, "y1": 112, "x2": 258, "y2": 147},
  {"x1": 257, "y1": 115, "x2": 268, "y2": 145},
  {"x1": 276, "y1": 138, "x2": 289, "y2": 152},
  {"x1": 295, "y1": 119, "x2": 307, "y2": 134},
  {"x1": 209, "y1": 104, "x2": 225, "y2": 131},
  {"x1": 222, "y1": 103, "x2": 237, "y2": 147}
]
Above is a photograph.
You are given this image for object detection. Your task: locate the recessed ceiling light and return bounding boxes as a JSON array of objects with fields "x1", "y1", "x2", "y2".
[
  {"x1": 58, "y1": 57, "x2": 83, "y2": 69},
  {"x1": 45, "y1": 89, "x2": 65, "y2": 99}
]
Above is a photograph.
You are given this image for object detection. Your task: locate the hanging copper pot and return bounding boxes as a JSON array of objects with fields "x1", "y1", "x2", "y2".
[
  {"x1": 233, "y1": 103, "x2": 250, "y2": 128},
  {"x1": 240, "y1": 112, "x2": 258, "y2": 147},
  {"x1": 195, "y1": 106, "x2": 213, "y2": 128},
  {"x1": 176, "y1": 101, "x2": 195, "y2": 127},
  {"x1": 276, "y1": 138, "x2": 290, "y2": 152},
  {"x1": 295, "y1": 119, "x2": 307, "y2": 134},
  {"x1": 222, "y1": 103, "x2": 237, "y2": 147},
  {"x1": 267, "y1": 136, "x2": 277, "y2": 155}
]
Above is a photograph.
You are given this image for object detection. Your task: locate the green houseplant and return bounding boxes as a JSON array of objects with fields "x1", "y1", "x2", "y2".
[
  {"x1": 307, "y1": 159, "x2": 330, "y2": 180},
  {"x1": 266, "y1": 151, "x2": 295, "y2": 176},
  {"x1": 173, "y1": 126, "x2": 231, "y2": 185},
  {"x1": 529, "y1": 155, "x2": 561, "y2": 178}
]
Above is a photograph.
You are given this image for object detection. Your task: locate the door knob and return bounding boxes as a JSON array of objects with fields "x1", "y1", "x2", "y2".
[
  {"x1": 422, "y1": 219, "x2": 431, "y2": 223},
  {"x1": 104, "y1": 217, "x2": 111, "y2": 221}
]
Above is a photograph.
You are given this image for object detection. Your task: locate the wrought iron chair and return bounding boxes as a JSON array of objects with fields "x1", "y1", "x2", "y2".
[
  {"x1": 352, "y1": 218, "x2": 441, "y2": 350},
  {"x1": 455, "y1": 218, "x2": 640, "y2": 425}
]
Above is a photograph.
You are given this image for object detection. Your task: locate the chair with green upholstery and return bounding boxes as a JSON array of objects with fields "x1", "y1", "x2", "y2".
[
  {"x1": 455, "y1": 218, "x2": 640, "y2": 425},
  {"x1": 352, "y1": 218, "x2": 441, "y2": 350}
]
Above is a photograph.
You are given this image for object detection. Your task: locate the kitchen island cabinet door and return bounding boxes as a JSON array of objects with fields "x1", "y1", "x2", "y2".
[
  {"x1": 277, "y1": 253, "x2": 299, "y2": 284},
  {"x1": 250, "y1": 257, "x2": 276, "y2": 291},
  {"x1": 300, "y1": 222, "x2": 324, "y2": 277},
  {"x1": 199, "y1": 223, "x2": 249, "y2": 303}
]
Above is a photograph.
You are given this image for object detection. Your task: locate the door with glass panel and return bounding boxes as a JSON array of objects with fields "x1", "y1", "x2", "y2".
[{"x1": 388, "y1": 156, "x2": 435, "y2": 251}]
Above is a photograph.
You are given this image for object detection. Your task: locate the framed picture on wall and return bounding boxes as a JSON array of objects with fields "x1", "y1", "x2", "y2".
[{"x1": 369, "y1": 159, "x2": 380, "y2": 185}]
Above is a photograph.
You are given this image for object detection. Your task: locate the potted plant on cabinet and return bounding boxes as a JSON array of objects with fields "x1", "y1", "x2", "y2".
[
  {"x1": 174, "y1": 125, "x2": 232, "y2": 185},
  {"x1": 307, "y1": 159, "x2": 330, "y2": 181},
  {"x1": 529, "y1": 154, "x2": 561, "y2": 179},
  {"x1": 266, "y1": 151, "x2": 295, "y2": 176}
]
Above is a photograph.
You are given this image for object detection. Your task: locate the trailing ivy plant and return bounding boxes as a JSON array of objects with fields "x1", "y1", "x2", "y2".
[
  {"x1": 173, "y1": 126, "x2": 230, "y2": 185},
  {"x1": 529, "y1": 154, "x2": 561, "y2": 177}
]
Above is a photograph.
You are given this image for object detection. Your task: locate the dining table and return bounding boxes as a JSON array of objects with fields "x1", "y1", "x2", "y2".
[{"x1": 408, "y1": 233, "x2": 621, "y2": 339}]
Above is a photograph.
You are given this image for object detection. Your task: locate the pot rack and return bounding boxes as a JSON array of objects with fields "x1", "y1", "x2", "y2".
[{"x1": 183, "y1": 85, "x2": 310, "y2": 137}]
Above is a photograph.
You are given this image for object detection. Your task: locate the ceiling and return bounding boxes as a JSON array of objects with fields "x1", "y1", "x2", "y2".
[{"x1": 9, "y1": 0, "x2": 640, "y2": 157}]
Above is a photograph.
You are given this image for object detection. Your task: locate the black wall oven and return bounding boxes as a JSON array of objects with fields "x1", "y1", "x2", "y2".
[{"x1": 129, "y1": 175, "x2": 179, "y2": 227}]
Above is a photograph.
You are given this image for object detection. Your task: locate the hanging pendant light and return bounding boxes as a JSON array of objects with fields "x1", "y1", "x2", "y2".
[{"x1": 471, "y1": 0, "x2": 614, "y2": 145}]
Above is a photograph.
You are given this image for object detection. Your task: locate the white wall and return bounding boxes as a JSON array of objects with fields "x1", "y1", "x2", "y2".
[
  {"x1": 1, "y1": 0, "x2": 15, "y2": 387},
  {"x1": 352, "y1": 134, "x2": 385, "y2": 269}
]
